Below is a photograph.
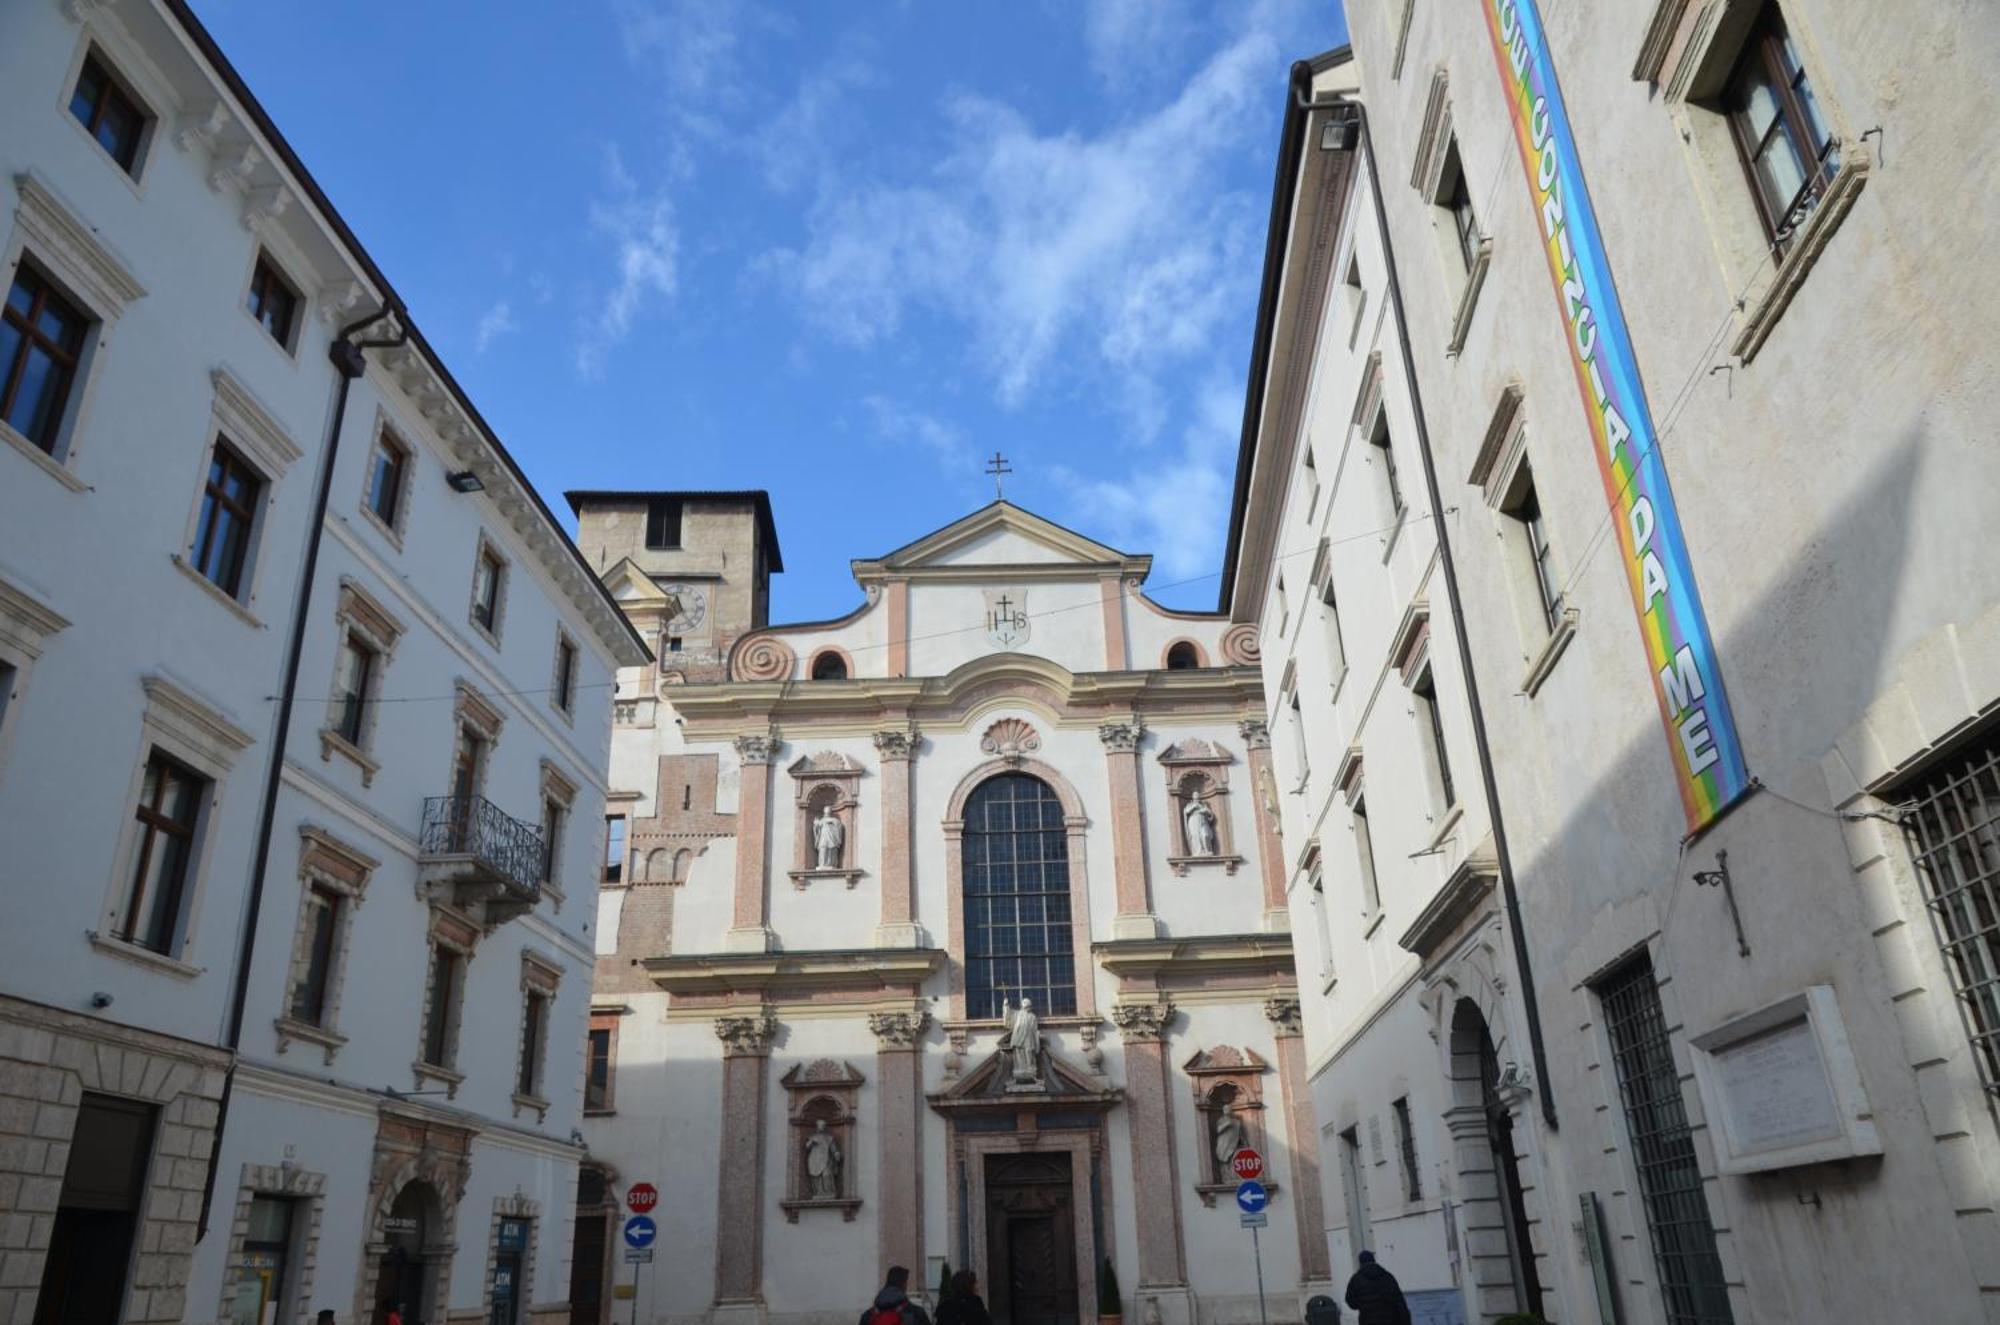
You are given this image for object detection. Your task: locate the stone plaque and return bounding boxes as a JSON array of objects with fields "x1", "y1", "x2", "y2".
[{"x1": 1712, "y1": 1016, "x2": 1839, "y2": 1154}]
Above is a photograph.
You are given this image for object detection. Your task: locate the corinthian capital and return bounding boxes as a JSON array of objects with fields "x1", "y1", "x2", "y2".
[
  {"x1": 872, "y1": 729, "x2": 919, "y2": 760},
  {"x1": 733, "y1": 731, "x2": 779, "y2": 765},
  {"x1": 714, "y1": 1013, "x2": 777, "y2": 1056},
  {"x1": 1263, "y1": 996, "x2": 1303, "y2": 1037},
  {"x1": 1109, "y1": 999, "x2": 1176, "y2": 1042},
  {"x1": 867, "y1": 1009, "x2": 930, "y2": 1048},
  {"x1": 1237, "y1": 718, "x2": 1271, "y2": 750},
  {"x1": 1097, "y1": 720, "x2": 1145, "y2": 754}
]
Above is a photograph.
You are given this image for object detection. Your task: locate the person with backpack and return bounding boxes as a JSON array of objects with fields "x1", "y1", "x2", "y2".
[
  {"x1": 1343, "y1": 1251, "x2": 1412, "y2": 1325},
  {"x1": 934, "y1": 1270, "x2": 990, "y2": 1325},
  {"x1": 860, "y1": 1266, "x2": 935, "y2": 1325}
]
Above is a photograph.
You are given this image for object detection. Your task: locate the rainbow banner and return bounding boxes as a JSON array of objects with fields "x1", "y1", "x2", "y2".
[{"x1": 1482, "y1": 0, "x2": 1749, "y2": 832}]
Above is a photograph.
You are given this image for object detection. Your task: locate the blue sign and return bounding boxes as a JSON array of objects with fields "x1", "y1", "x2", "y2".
[
  {"x1": 1234, "y1": 1181, "x2": 1267, "y2": 1214},
  {"x1": 623, "y1": 1215, "x2": 657, "y2": 1249}
]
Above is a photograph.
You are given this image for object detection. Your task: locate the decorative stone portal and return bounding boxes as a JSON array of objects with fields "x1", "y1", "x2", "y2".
[{"x1": 929, "y1": 1046, "x2": 1120, "y2": 1325}]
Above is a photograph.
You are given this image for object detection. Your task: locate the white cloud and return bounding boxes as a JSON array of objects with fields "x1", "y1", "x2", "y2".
[
  {"x1": 576, "y1": 148, "x2": 680, "y2": 377},
  {"x1": 862, "y1": 394, "x2": 970, "y2": 470},
  {"x1": 474, "y1": 300, "x2": 517, "y2": 354}
]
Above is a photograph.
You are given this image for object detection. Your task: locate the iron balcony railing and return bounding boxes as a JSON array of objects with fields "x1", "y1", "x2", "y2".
[{"x1": 419, "y1": 795, "x2": 544, "y2": 903}]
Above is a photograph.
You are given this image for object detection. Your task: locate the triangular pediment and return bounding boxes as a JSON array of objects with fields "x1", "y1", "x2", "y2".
[
  {"x1": 599, "y1": 557, "x2": 675, "y2": 606},
  {"x1": 854, "y1": 502, "x2": 1151, "y2": 584},
  {"x1": 928, "y1": 1043, "x2": 1120, "y2": 1111}
]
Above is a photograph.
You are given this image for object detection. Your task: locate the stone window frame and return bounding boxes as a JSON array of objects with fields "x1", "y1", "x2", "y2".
[
  {"x1": 466, "y1": 530, "x2": 511, "y2": 648},
  {"x1": 778, "y1": 1058, "x2": 864, "y2": 1222},
  {"x1": 1160, "y1": 638, "x2": 1208, "y2": 670},
  {"x1": 1467, "y1": 385, "x2": 1579, "y2": 698},
  {"x1": 1183, "y1": 1045, "x2": 1276, "y2": 1206},
  {"x1": 538, "y1": 759, "x2": 578, "y2": 908},
  {"x1": 585, "y1": 1007, "x2": 622, "y2": 1115},
  {"x1": 450, "y1": 680, "x2": 506, "y2": 805},
  {"x1": 512, "y1": 950, "x2": 563, "y2": 1122},
  {"x1": 2, "y1": 172, "x2": 146, "y2": 488},
  {"x1": 214, "y1": 1161, "x2": 327, "y2": 1325},
  {"x1": 1390, "y1": 600, "x2": 1464, "y2": 843},
  {"x1": 0, "y1": 572, "x2": 71, "y2": 791},
  {"x1": 1408, "y1": 70, "x2": 1491, "y2": 355},
  {"x1": 94, "y1": 674, "x2": 254, "y2": 976},
  {"x1": 477, "y1": 1195, "x2": 542, "y2": 1325},
  {"x1": 357, "y1": 410, "x2": 417, "y2": 550},
  {"x1": 57, "y1": 33, "x2": 165, "y2": 190},
  {"x1": 273, "y1": 825, "x2": 378, "y2": 1063},
  {"x1": 1157, "y1": 739, "x2": 1244, "y2": 876},
  {"x1": 412, "y1": 905, "x2": 479, "y2": 1096},
  {"x1": 1632, "y1": 0, "x2": 1869, "y2": 362},
  {"x1": 170, "y1": 367, "x2": 306, "y2": 629},
  {"x1": 786, "y1": 750, "x2": 864, "y2": 889},
  {"x1": 317, "y1": 577, "x2": 405, "y2": 785},
  {"x1": 1299, "y1": 841, "x2": 1335, "y2": 994},
  {"x1": 548, "y1": 625, "x2": 582, "y2": 723}
]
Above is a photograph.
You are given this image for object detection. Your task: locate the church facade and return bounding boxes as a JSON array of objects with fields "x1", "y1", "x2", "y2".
[{"x1": 572, "y1": 496, "x2": 1328, "y2": 1325}]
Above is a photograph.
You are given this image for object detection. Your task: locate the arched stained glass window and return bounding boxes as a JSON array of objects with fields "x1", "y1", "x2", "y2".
[{"x1": 962, "y1": 773, "x2": 1077, "y2": 1020}]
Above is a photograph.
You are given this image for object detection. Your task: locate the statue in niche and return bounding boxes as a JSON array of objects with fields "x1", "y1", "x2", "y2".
[
  {"x1": 1001, "y1": 996, "x2": 1043, "y2": 1085},
  {"x1": 805, "y1": 1118, "x2": 842, "y2": 1199},
  {"x1": 1184, "y1": 792, "x2": 1219, "y2": 857},
  {"x1": 1212, "y1": 1109, "x2": 1246, "y2": 1166},
  {"x1": 812, "y1": 804, "x2": 845, "y2": 869}
]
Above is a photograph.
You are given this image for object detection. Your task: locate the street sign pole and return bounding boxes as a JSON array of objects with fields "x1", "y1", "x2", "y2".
[
  {"x1": 632, "y1": 1252, "x2": 642, "y2": 1325},
  {"x1": 1251, "y1": 1221, "x2": 1268, "y2": 1325}
]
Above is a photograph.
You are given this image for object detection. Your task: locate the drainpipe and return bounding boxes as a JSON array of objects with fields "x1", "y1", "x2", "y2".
[
  {"x1": 197, "y1": 300, "x2": 408, "y2": 1239},
  {"x1": 1315, "y1": 87, "x2": 1559, "y2": 1132}
]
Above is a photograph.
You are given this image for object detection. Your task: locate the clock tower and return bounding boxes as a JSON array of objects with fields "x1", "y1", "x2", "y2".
[{"x1": 565, "y1": 489, "x2": 783, "y2": 684}]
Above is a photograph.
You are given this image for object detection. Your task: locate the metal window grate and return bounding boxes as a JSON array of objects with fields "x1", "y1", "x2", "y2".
[
  {"x1": 1899, "y1": 734, "x2": 2000, "y2": 1093},
  {"x1": 1599, "y1": 955, "x2": 1734, "y2": 1325},
  {"x1": 962, "y1": 773, "x2": 1077, "y2": 1020}
]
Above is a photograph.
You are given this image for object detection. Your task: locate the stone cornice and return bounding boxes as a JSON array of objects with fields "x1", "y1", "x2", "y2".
[
  {"x1": 1091, "y1": 933, "x2": 1295, "y2": 982},
  {"x1": 1398, "y1": 847, "x2": 1500, "y2": 964},
  {"x1": 645, "y1": 947, "x2": 947, "y2": 998}
]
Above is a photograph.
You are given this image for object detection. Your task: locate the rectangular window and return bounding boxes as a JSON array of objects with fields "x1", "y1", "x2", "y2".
[
  {"x1": 1286, "y1": 689, "x2": 1309, "y2": 787},
  {"x1": 1343, "y1": 255, "x2": 1367, "y2": 348},
  {"x1": 1391, "y1": 1096, "x2": 1422, "y2": 1201},
  {"x1": 541, "y1": 797, "x2": 565, "y2": 886},
  {"x1": 289, "y1": 884, "x2": 341, "y2": 1025},
  {"x1": 1319, "y1": 576, "x2": 1346, "y2": 676},
  {"x1": 518, "y1": 990, "x2": 549, "y2": 1097},
  {"x1": 333, "y1": 633, "x2": 375, "y2": 746},
  {"x1": 365, "y1": 432, "x2": 408, "y2": 529},
  {"x1": 1897, "y1": 733, "x2": 2000, "y2": 1093},
  {"x1": 1338, "y1": 1125, "x2": 1372, "y2": 1254},
  {"x1": 1310, "y1": 867, "x2": 1333, "y2": 980},
  {"x1": 585, "y1": 1025, "x2": 613, "y2": 1113},
  {"x1": 1, "y1": 264, "x2": 90, "y2": 454},
  {"x1": 1353, "y1": 794, "x2": 1380, "y2": 913},
  {"x1": 119, "y1": 749, "x2": 206, "y2": 953},
  {"x1": 1370, "y1": 413, "x2": 1404, "y2": 516},
  {"x1": 1599, "y1": 954, "x2": 1735, "y2": 1325},
  {"x1": 1302, "y1": 446, "x2": 1320, "y2": 514},
  {"x1": 667, "y1": 635, "x2": 682, "y2": 654},
  {"x1": 1508, "y1": 471, "x2": 1565, "y2": 632},
  {"x1": 423, "y1": 944, "x2": 460, "y2": 1067},
  {"x1": 554, "y1": 636, "x2": 577, "y2": 713},
  {"x1": 227, "y1": 1196, "x2": 297, "y2": 1325},
  {"x1": 68, "y1": 52, "x2": 147, "y2": 173},
  {"x1": 603, "y1": 815, "x2": 626, "y2": 884},
  {"x1": 1414, "y1": 668, "x2": 1456, "y2": 810},
  {"x1": 1724, "y1": 2, "x2": 1837, "y2": 248},
  {"x1": 35, "y1": 1094, "x2": 157, "y2": 1325},
  {"x1": 472, "y1": 547, "x2": 505, "y2": 634},
  {"x1": 192, "y1": 442, "x2": 262, "y2": 598},
  {"x1": 1445, "y1": 146, "x2": 1480, "y2": 276},
  {"x1": 644, "y1": 498, "x2": 682, "y2": 550},
  {"x1": 246, "y1": 255, "x2": 300, "y2": 350}
]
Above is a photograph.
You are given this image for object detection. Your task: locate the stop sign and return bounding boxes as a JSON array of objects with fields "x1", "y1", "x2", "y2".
[
  {"x1": 626, "y1": 1182, "x2": 658, "y2": 1214},
  {"x1": 1230, "y1": 1148, "x2": 1264, "y2": 1182}
]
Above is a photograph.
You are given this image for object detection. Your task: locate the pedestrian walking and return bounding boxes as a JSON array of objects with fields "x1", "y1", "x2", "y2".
[
  {"x1": 935, "y1": 1270, "x2": 990, "y2": 1325},
  {"x1": 860, "y1": 1266, "x2": 935, "y2": 1325},
  {"x1": 1343, "y1": 1251, "x2": 1411, "y2": 1325}
]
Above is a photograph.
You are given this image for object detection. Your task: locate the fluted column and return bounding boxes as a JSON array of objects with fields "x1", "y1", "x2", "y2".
[
  {"x1": 729, "y1": 732, "x2": 778, "y2": 952},
  {"x1": 1100, "y1": 720, "x2": 1161, "y2": 940},
  {"x1": 1266, "y1": 996, "x2": 1331, "y2": 1285},
  {"x1": 870, "y1": 1010, "x2": 929, "y2": 1285},
  {"x1": 873, "y1": 729, "x2": 921, "y2": 947},
  {"x1": 1239, "y1": 718, "x2": 1289, "y2": 929},
  {"x1": 1111, "y1": 999, "x2": 1187, "y2": 1290},
  {"x1": 713, "y1": 1013, "x2": 777, "y2": 1311}
]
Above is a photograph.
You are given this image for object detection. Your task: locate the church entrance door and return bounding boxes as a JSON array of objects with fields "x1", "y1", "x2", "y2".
[{"x1": 984, "y1": 1154, "x2": 1077, "y2": 1325}]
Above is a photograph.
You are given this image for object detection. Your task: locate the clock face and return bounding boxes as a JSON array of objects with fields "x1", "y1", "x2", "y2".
[{"x1": 660, "y1": 584, "x2": 707, "y2": 634}]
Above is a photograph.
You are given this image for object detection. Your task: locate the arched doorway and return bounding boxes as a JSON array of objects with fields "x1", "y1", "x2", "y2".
[
  {"x1": 376, "y1": 1182, "x2": 442, "y2": 1325},
  {"x1": 1444, "y1": 999, "x2": 1543, "y2": 1320}
]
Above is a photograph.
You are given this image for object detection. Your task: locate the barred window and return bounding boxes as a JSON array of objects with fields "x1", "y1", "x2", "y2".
[
  {"x1": 962, "y1": 773, "x2": 1076, "y2": 1020},
  {"x1": 1898, "y1": 733, "x2": 2000, "y2": 1093}
]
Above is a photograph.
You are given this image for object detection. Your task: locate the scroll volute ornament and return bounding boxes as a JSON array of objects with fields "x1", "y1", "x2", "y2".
[
  {"x1": 1220, "y1": 622, "x2": 1261, "y2": 665},
  {"x1": 735, "y1": 635, "x2": 798, "y2": 682},
  {"x1": 980, "y1": 718, "x2": 1041, "y2": 766}
]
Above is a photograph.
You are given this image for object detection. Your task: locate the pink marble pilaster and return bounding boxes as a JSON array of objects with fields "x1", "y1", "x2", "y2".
[
  {"x1": 1100, "y1": 575, "x2": 1128, "y2": 670},
  {"x1": 1099, "y1": 721, "x2": 1157, "y2": 933},
  {"x1": 870, "y1": 1011, "x2": 928, "y2": 1284},
  {"x1": 1267, "y1": 998, "x2": 1331, "y2": 1283},
  {"x1": 713, "y1": 1014, "x2": 777, "y2": 1304},
  {"x1": 886, "y1": 580, "x2": 910, "y2": 677},
  {"x1": 1111, "y1": 1000, "x2": 1187, "y2": 1289},
  {"x1": 873, "y1": 730, "x2": 917, "y2": 937},
  {"x1": 1239, "y1": 719, "x2": 1288, "y2": 919},
  {"x1": 731, "y1": 734, "x2": 776, "y2": 939}
]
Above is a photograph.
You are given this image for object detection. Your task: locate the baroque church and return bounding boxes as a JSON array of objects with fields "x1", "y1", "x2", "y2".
[{"x1": 568, "y1": 493, "x2": 1325, "y2": 1325}]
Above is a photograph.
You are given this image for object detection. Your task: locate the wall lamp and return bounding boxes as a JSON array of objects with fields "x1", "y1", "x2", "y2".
[{"x1": 446, "y1": 469, "x2": 485, "y2": 494}]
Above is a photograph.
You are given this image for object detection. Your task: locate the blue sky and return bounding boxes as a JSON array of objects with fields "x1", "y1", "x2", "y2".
[{"x1": 191, "y1": 0, "x2": 1349, "y2": 618}]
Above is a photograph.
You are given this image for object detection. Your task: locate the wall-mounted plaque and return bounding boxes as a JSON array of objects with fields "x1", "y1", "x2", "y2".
[{"x1": 1688, "y1": 985, "x2": 1881, "y2": 1174}]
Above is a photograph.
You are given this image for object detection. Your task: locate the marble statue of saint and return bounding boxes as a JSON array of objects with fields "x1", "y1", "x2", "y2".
[
  {"x1": 812, "y1": 806, "x2": 845, "y2": 870},
  {"x1": 1213, "y1": 1110, "x2": 1246, "y2": 1166},
  {"x1": 1184, "y1": 793, "x2": 1219, "y2": 857},
  {"x1": 805, "y1": 1119, "x2": 842, "y2": 1199},
  {"x1": 1001, "y1": 996, "x2": 1043, "y2": 1085}
]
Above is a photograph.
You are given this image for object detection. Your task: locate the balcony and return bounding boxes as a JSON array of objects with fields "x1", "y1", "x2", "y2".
[{"x1": 417, "y1": 795, "x2": 543, "y2": 929}]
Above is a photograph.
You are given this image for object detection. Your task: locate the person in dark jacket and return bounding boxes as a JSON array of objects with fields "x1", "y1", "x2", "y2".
[
  {"x1": 1343, "y1": 1251, "x2": 1411, "y2": 1325},
  {"x1": 934, "y1": 1270, "x2": 991, "y2": 1325},
  {"x1": 861, "y1": 1266, "x2": 935, "y2": 1325}
]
